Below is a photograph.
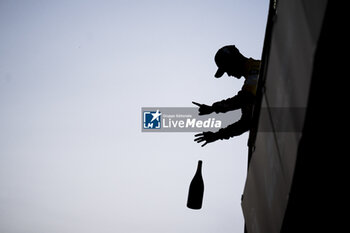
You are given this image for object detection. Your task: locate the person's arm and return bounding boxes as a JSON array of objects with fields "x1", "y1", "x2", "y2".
[
  {"x1": 194, "y1": 119, "x2": 250, "y2": 147},
  {"x1": 194, "y1": 104, "x2": 253, "y2": 146},
  {"x1": 192, "y1": 90, "x2": 255, "y2": 115},
  {"x1": 212, "y1": 90, "x2": 254, "y2": 113},
  {"x1": 215, "y1": 117, "x2": 251, "y2": 140}
]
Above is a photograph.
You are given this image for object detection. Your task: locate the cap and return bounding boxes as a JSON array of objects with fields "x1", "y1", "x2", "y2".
[
  {"x1": 214, "y1": 67, "x2": 225, "y2": 78},
  {"x1": 214, "y1": 45, "x2": 240, "y2": 78}
]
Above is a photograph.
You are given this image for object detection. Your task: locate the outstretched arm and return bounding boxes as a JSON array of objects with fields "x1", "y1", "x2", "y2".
[
  {"x1": 194, "y1": 131, "x2": 219, "y2": 147},
  {"x1": 194, "y1": 112, "x2": 252, "y2": 147},
  {"x1": 215, "y1": 118, "x2": 251, "y2": 140},
  {"x1": 192, "y1": 101, "x2": 214, "y2": 115},
  {"x1": 211, "y1": 90, "x2": 255, "y2": 113}
]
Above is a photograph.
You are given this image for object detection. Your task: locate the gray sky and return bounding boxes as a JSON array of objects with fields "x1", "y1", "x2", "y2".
[{"x1": 0, "y1": 0, "x2": 268, "y2": 232}]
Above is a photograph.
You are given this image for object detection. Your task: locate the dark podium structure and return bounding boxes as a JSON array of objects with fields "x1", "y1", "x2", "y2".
[{"x1": 242, "y1": 1, "x2": 344, "y2": 232}]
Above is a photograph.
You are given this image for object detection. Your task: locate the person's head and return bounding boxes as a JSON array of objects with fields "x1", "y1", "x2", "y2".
[{"x1": 214, "y1": 45, "x2": 247, "y2": 79}]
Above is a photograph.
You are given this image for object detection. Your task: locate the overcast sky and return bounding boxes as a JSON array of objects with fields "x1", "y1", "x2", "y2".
[{"x1": 0, "y1": 0, "x2": 268, "y2": 232}]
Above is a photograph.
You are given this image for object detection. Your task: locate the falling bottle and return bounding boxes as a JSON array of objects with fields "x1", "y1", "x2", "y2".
[{"x1": 187, "y1": 160, "x2": 204, "y2": 209}]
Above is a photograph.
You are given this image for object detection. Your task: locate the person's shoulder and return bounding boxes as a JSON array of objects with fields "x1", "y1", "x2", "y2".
[
  {"x1": 248, "y1": 57, "x2": 261, "y2": 66},
  {"x1": 246, "y1": 58, "x2": 261, "y2": 75}
]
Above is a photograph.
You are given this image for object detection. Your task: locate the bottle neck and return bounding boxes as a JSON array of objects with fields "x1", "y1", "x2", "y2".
[{"x1": 196, "y1": 160, "x2": 202, "y2": 174}]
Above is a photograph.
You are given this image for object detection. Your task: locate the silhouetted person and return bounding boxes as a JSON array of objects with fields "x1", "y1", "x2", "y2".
[{"x1": 193, "y1": 45, "x2": 261, "y2": 147}]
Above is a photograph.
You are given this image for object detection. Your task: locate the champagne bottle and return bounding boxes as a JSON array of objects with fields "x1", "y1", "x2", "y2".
[{"x1": 187, "y1": 160, "x2": 204, "y2": 209}]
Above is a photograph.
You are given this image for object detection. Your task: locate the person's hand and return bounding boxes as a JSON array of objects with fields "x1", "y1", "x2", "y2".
[
  {"x1": 194, "y1": 131, "x2": 218, "y2": 147},
  {"x1": 192, "y1": 101, "x2": 214, "y2": 115}
]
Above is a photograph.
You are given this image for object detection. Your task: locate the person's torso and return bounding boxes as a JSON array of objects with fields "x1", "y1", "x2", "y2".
[{"x1": 241, "y1": 58, "x2": 261, "y2": 96}]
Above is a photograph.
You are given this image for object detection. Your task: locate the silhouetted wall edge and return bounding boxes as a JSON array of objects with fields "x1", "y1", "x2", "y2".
[{"x1": 242, "y1": 1, "x2": 330, "y2": 233}]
